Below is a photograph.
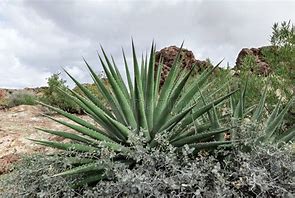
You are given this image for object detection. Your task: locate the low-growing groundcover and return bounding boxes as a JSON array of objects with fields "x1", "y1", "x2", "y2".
[
  {"x1": 1, "y1": 41, "x2": 294, "y2": 197},
  {"x1": 0, "y1": 144, "x2": 294, "y2": 197}
]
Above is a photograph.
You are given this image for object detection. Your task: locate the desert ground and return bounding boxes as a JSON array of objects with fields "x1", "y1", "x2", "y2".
[{"x1": 0, "y1": 105, "x2": 92, "y2": 174}]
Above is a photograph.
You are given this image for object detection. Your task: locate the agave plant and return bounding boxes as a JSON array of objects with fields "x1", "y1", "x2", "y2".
[
  {"x1": 229, "y1": 79, "x2": 295, "y2": 145},
  {"x1": 31, "y1": 42, "x2": 236, "y2": 186}
]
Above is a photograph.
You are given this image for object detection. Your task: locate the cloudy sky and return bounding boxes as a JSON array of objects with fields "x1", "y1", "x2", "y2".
[{"x1": 0, "y1": 0, "x2": 294, "y2": 89}]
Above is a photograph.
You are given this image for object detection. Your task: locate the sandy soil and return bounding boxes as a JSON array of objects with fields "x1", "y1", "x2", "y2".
[{"x1": 0, "y1": 105, "x2": 91, "y2": 174}]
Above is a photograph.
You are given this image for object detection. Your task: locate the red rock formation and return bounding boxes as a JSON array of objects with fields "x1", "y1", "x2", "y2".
[
  {"x1": 235, "y1": 46, "x2": 274, "y2": 76},
  {"x1": 154, "y1": 46, "x2": 212, "y2": 86}
]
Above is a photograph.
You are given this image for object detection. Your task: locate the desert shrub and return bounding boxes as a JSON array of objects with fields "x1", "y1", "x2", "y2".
[
  {"x1": 1, "y1": 143, "x2": 294, "y2": 197},
  {"x1": 0, "y1": 154, "x2": 77, "y2": 198},
  {"x1": 40, "y1": 73, "x2": 81, "y2": 114},
  {"x1": 222, "y1": 144, "x2": 294, "y2": 197},
  {"x1": 81, "y1": 144, "x2": 295, "y2": 197},
  {"x1": 6, "y1": 90, "x2": 37, "y2": 108}
]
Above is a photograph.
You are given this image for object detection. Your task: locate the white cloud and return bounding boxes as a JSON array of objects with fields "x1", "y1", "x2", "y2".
[
  {"x1": 0, "y1": 1, "x2": 92, "y2": 88},
  {"x1": 0, "y1": 0, "x2": 295, "y2": 88}
]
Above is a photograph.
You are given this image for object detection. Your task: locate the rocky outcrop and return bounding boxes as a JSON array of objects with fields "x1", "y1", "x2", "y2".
[
  {"x1": 235, "y1": 46, "x2": 275, "y2": 76},
  {"x1": 154, "y1": 46, "x2": 212, "y2": 86}
]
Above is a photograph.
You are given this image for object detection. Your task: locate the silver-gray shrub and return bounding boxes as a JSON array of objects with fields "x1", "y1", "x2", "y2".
[{"x1": 1, "y1": 142, "x2": 294, "y2": 198}]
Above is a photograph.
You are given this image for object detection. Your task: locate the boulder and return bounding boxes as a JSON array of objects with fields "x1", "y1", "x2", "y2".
[
  {"x1": 235, "y1": 46, "x2": 273, "y2": 76},
  {"x1": 154, "y1": 46, "x2": 212, "y2": 86}
]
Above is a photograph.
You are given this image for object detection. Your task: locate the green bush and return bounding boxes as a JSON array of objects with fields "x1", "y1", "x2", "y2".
[
  {"x1": 40, "y1": 73, "x2": 81, "y2": 114},
  {"x1": 1, "y1": 144, "x2": 294, "y2": 197},
  {"x1": 7, "y1": 91, "x2": 37, "y2": 108}
]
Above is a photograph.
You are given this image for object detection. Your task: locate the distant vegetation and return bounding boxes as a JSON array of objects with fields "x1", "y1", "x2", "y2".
[
  {"x1": 6, "y1": 90, "x2": 37, "y2": 108},
  {"x1": 39, "y1": 73, "x2": 82, "y2": 114}
]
